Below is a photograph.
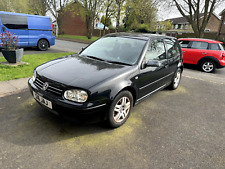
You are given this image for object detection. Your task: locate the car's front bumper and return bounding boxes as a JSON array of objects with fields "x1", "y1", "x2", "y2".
[{"x1": 28, "y1": 78, "x2": 109, "y2": 123}]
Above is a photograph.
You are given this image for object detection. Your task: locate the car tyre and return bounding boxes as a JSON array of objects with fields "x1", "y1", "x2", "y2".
[
  {"x1": 168, "y1": 68, "x2": 182, "y2": 90},
  {"x1": 38, "y1": 39, "x2": 48, "y2": 51},
  {"x1": 201, "y1": 60, "x2": 215, "y2": 73},
  {"x1": 107, "y1": 91, "x2": 133, "y2": 128}
]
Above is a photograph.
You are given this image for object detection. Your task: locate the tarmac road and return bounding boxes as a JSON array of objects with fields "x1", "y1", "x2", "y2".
[
  {"x1": 0, "y1": 74, "x2": 225, "y2": 169},
  {"x1": 0, "y1": 39, "x2": 88, "y2": 56}
]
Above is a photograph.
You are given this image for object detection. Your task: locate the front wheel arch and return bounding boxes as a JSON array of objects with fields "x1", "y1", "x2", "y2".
[{"x1": 106, "y1": 90, "x2": 134, "y2": 128}]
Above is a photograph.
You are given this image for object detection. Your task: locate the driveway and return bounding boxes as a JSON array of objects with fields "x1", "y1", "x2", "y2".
[
  {"x1": 0, "y1": 40, "x2": 225, "y2": 168},
  {"x1": 0, "y1": 70, "x2": 225, "y2": 169}
]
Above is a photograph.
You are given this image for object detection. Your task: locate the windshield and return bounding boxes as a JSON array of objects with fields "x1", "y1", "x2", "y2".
[{"x1": 80, "y1": 36, "x2": 147, "y2": 65}]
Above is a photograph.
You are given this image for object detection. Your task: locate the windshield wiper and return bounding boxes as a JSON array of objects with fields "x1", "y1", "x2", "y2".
[
  {"x1": 83, "y1": 55, "x2": 106, "y2": 62},
  {"x1": 106, "y1": 61, "x2": 132, "y2": 66}
]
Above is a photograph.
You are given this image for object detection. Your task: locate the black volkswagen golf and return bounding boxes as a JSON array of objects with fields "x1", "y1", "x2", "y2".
[{"x1": 28, "y1": 33, "x2": 183, "y2": 128}]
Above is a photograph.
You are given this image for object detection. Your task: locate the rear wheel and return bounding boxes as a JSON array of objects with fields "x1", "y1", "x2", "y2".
[
  {"x1": 38, "y1": 39, "x2": 48, "y2": 51},
  {"x1": 201, "y1": 60, "x2": 215, "y2": 73},
  {"x1": 168, "y1": 68, "x2": 182, "y2": 90},
  {"x1": 107, "y1": 91, "x2": 133, "y2": 128}
]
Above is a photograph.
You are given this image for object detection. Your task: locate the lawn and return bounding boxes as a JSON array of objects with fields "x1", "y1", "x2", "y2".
[
  {"x1": 0, "y1": 52, "x2": 74, "y2": 81},
  {"x1": 58, "y1": 34, "x2": 99, "y2": 42}
]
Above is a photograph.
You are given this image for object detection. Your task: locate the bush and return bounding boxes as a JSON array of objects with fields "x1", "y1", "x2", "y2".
[{"x1": 134, "y1": 24, "x2": 150, "y2": 33}]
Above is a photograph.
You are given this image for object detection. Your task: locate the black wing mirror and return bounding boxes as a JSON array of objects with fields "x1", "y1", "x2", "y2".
[{"x1": 146, "y1": 60, "x2": 161, "y2": 67}]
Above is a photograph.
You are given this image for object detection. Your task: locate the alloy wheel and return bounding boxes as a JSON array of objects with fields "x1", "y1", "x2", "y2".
[
  {"x1": 113, "y1": 96, "x2": 131, "y2": 123},
  {"x1": 173, "y1": 71, "x2": 181, "y2": 88},
  {"x1": 202, "y1": 61, "x2": 214, "y2": 73}
]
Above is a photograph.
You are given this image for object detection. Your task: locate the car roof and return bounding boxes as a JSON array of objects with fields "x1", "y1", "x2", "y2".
[
  {"x1": 178, "y1": 38, "x2": 222, "y2": 44},
  {"x1": 105, "y1": 33, "x2": 176, "y2": 41},
  {"x1": 0, "y1": 11, "x2": 50, "y2": 19}
]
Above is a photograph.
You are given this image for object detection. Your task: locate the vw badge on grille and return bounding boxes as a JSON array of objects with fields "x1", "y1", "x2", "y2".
[{"x1": 42, "y1": 82, "x2": 49, "y2": 91}]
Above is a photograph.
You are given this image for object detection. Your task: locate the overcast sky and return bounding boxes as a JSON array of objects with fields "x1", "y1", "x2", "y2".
[{"x1": 157, "y1": 3, "x2": 225, "y2": 21}]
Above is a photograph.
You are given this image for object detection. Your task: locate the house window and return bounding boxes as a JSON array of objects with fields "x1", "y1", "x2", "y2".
[{"x1": 180, "y1": 24, "x2": 183, "y2": 29}]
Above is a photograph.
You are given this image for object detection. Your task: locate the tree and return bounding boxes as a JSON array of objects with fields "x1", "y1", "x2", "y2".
[
  {"x1": 46, "y1": 0, "x2": 72, "y2": 36},
  {"x1": 0, "y1": 0, "x2": 13, "y2": 11},
  {"x1": 115, "y1": 0, "x2": 126, "y2": 32},
  {"x1": 77, "y1": 0, "x2": 102, "y2": 39},
  {"x1": 100, "y1": 16, "x2": 112, "y2": 27},
  {"x1": 100, "y1": 0, "x2": 115, "y2": 35},
  {"x1": 28, "y1": 0, "x2": 48, "y2": 16},
  {"x1": 124, "y1": 0, "x2": 157, "y2": 31},
  {"x1": 171, "y1": 0, "x2": 223, "y2": 38},
  {"x1": 157, "y1": 20, "x2": 172, "y2": 31}
]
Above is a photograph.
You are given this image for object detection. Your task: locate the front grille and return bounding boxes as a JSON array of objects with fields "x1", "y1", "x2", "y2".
[{"x1": 34, "y1": 77, "x2": 63, "y2": 96}]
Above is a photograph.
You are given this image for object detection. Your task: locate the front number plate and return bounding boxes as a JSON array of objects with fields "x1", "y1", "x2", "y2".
[{"x1": 33, "y1": 91, "x2": 52, "y2": 109}]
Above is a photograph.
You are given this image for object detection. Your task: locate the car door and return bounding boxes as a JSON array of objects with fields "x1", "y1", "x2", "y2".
[
  {"x1": 188, "y1": 41, "x2": 209, "y2": 64},
  {"x1": 164, "y1": 38, "x2": 181, "y2": 75},
  {"x1": 136, "y1": 39, "x2": 170, "y2": 100},
  {"x1": 0, "y1": 14, "x2": 29, "y2": 47},
  {"x1": 179, "y1": 40, "x2": 192, "y2": 64}
]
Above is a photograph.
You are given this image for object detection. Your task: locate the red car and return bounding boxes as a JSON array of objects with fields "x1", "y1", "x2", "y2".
[{"x1": 179, "y1": 38, "x2": 225, "y2": 72}]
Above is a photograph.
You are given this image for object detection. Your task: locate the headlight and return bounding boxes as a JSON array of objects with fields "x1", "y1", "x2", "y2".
[
  {"x1": 64, "y1": 89, "x2": 88, "y2": 103},
  {"x1": 32, "y1": 70, "x2": 37, "y2": 82}
]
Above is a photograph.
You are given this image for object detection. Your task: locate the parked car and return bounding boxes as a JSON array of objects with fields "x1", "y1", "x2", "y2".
[
  {"x1": 0, "y1": 11, "x2": 55, "y2": 51},
  {"x1": 28, "y1": 33, "x2": 183, "y2": 128},
  {"x1": 179, "y1": 38, "x2": 225, "y2": 73}
]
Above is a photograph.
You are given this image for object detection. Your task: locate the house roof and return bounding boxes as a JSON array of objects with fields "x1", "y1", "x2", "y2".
[
  {"x1": 166, "y1": 13, "x2": 205, "y2": 24},
  {"x1": 166, "y1": 13, "x2": 220, "y2": 24},
  {"x1": 219, "y1": 9, "x2": 225, "y2": 16}
]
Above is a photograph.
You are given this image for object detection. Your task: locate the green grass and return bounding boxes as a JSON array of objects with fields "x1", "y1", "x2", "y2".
[
  {"x1": 0, "y1": 52, "x2": 74, "y2": 81},
  {"x1": 58, "y1": 34, "x2": 99, "y2": 42}
]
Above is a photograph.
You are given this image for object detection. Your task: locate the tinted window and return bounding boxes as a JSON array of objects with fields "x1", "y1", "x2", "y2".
[
  {"x1": 164, "y1": 39, "x2": 180, "y2": 59},
  {"x1": 145, "y1": 39, "x2": 166, "y2": 61},
  {"x1": 0, "y1": 14, "x2": 28, "y2": 29},
  {"x1": 209, "y1": 43, "x2": 220, "y2": 50},
  {"x1": 179, "y1": 40, "x2": 190, "y2": 48},
  {"x1": 191, "y1": 41, "x2": 208, "y2": 49}
]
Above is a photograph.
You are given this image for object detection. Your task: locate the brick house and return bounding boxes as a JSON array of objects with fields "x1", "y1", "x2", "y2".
[
  {"x1": 59, "y1": 2, "x2": 86, "y2": 36},
  {"x1": 166, "y1": 13, "x2": 221, "y2": 33},
  {"x1": 217, "y1": 9, "x2": 225, "y2": 40}
]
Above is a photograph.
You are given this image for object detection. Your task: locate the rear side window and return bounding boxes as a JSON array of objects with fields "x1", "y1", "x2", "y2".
[
  {"x1": 164, "y1": 39, "x2": 180, "y2": 59},
  {"x1": 179, "y1": 40, "x2": 190, "y2": 48},
  {"x1": 209, "y1": 43, "x2": 221, "y2": 50},
  {"x1": 191, "y1": 41, "x2": 208, "y2": 49},
  {"x1": 0, "y1": 14, "x2": 28, "y2": 30}
]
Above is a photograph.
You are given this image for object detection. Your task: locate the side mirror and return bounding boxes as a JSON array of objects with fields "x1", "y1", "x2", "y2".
[{"x1": 146, "y1": 59, "x2": 161, "y2": 67}]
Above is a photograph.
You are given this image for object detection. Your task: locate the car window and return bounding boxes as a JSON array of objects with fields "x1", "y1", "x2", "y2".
[
  {"x1": 179, "y1": 40, "x2": 190, "y2": 48},
  {"x1": 209, "y1": 43, "x2": 221, "y2": 50},
  {"x1": 145, "y1": 39, "x2": 166, "y2": 61},
  {"x1": 80, "y1": 37, "x2": 147, "y2": 65},
  {"x1": 219, "y1": 43, "x2": 225, "y2": 50},
  {"x1": 191, "y1": 41, "x2": 208, "y2": 49},
  {"x1": 164, "y1": 39, "x2": 180, "y2": 59},
  {"x1": 0, "y1": 14, "x2": 28, "y2": 30}
]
